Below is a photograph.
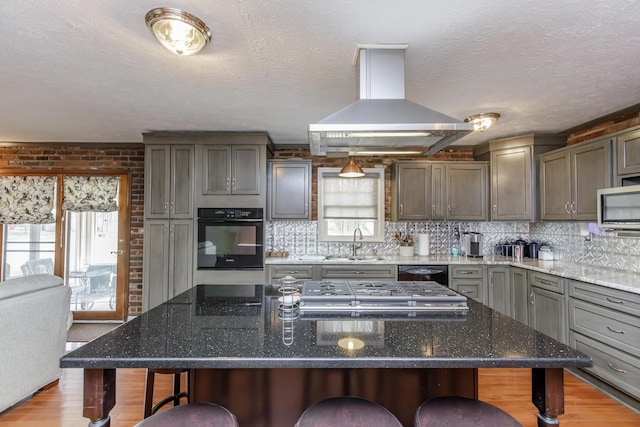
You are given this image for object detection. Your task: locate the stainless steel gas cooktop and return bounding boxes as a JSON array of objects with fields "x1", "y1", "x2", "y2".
[{"x1": 298, "y1": 280, "x2": 468, "y2": 314}]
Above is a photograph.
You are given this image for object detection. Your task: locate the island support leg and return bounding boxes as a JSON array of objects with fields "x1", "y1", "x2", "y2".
[
  {"x1": 531, "y1": 368, "x2": 564, "y2": 427},
  {"x1": 83, "y1": 368, "x2": 116, "y2": 427}
]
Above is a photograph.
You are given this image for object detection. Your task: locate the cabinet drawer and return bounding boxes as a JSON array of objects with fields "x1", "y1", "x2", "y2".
[
  {"x1": 450, "y1": 280, "x2": 484, "y2": 303},
  {"x1": 450, "y1": 265, "x2": 484, "y2": 279},
  {"x1": 570, "y1": 331, "x2": 640, "y2": 400},
  {"x1": 569, "y1": 280, "x2": 640, "y2": 317},
  {"x1": 529, "y1": 271, "x2": 565, "y2": 294},
  {"x1": 269, "y1": 265, "x2": 314, "y2": 281},
  {"x1": 569, "y1": 298, "x2": 640, "y2": 356},
  {"x1": 320, "y1": 265, "x2": 396, "y2": 280}
]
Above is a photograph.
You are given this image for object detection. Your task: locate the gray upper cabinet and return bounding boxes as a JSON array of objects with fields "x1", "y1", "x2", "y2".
[
  {"x1": 393, "y1": 161, "x2": 487, "y2": 221},
  {"x1": 203, "y1": 144, "x2": 260, "y2": 195},
  {"x1": 446, "y1": 163, "x2": 488, "y2": 221},
  {"x1": 616, "y1": 128, "x2": 640, "y2": 176},
  {"x1": 475, "y1": 134, "x2": 565, "y2": 222},
  {"x1": 540, "y1": 138, "x2": 612, "y2": 221},
  {"x1": 392, "y1": 162, "x2": 431, "y2": 220},
  {"x1": 144, "y1": 145, "x2": 194, "y2": 219},
  {"x1": 268, "y1": 160, "x2": 311, "y2": 220}
]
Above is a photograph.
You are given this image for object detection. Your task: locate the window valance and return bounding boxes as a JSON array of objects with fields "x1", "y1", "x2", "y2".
[
  {"x1": 62, "y1": 176, "x2": 120, "y2": 212},
  {"x1": 0, "y1": 176, "x2": 57, "y2": 224}
]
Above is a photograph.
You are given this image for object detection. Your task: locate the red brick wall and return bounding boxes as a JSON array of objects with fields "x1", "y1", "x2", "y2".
[
  {"x1": 272, "y1": 147, "x2": 475, "y2": 221},
  {"x1": 0, "y1": 144, "x2": 145, "y2": 316},
  {"x1": 567, "y1": 111, "x2": 640, "y2": 145}
]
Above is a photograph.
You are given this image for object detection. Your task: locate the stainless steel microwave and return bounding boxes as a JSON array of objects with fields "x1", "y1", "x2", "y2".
[{"x1": 597, "y1": 185, "x2": 640, "y2": 230}]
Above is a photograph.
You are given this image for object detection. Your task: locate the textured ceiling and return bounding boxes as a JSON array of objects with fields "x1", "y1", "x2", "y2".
[{"x1": 0, "y1": 0, "x2": 639, "y2": 148}]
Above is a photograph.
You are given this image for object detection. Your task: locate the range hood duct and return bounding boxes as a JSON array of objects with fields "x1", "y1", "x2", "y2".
[{"x1": 308, "y1": 45, "x2": 473, "y2": 156}]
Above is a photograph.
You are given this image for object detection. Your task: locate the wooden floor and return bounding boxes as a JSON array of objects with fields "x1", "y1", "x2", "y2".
[{"x1": 0, "y1": 367, "x2": 638, "y2": 426}]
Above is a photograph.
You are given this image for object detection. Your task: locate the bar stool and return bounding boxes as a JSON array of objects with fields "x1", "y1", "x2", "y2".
[
  {"x1": 134, "y1": 403, "x2": 238, "y2": 427},
  {"x1": 144, "y1": 368, "x2": 189, "y2": 418},
  {"x1": 295, "y1": 396, "x2": 403, "y2": 427},
  {"x1": 414, "y1": 396, "x2": 523, "y2": 427}
]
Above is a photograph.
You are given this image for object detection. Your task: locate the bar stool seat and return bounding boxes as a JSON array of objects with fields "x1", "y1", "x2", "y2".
[
  {"x1": 134, "y1": 403, "x2": 238, "y2": 427},
  {"x1": 295, "y1": 396, "x2": 403, "y2": 427},
  {"x1": 144, "y1": 368, "x2": 189, "y2": 418},
  {"x1": 414, "y1": 396, "x2": 523, "y2": 427}
]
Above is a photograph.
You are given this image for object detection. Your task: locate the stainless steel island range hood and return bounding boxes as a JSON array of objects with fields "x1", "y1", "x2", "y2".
[{"x1": 308, "y1": 44, "x2": 473, "y2": 156}]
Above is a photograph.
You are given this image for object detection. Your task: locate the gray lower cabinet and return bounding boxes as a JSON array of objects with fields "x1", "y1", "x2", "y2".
[
  {"x1": 268, "y1": 160, "x2": 311, "y2": 220},
  {"x1": 569, "y1": 280, "x2": 640, "y2": 400},
  {"x1": 509, "y1": 267, "x2": 529, "y2": 325},
  {"x1": 142, "y1": 220, "x2": 193, "y2": 311},
  {"x1": 268, "y1": 265, "x2": 315, "y2": 283},
  {"x1": 487, "y1": 266, "x2": 510, "y2": 316},
  {"x1": 320, "y1": 265, "x2": 396, "y2": 280},
  {"x1": 528, "y1": 271, "x2": 567, "y2": 343},
  {"x1": 540, "y1": 137, "x2": 612, "y2": 221},
  {"x1": 449, "y1": 265, "x2": 486, "y2": 304}
]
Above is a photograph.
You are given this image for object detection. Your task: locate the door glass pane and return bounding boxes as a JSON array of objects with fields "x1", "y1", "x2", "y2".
[
  {"x1": 2, "y1": 223, "x2": 56, "y2": 280},
  {"x1": 65, "y1": 211, "x2": 119, "y2": 312}
]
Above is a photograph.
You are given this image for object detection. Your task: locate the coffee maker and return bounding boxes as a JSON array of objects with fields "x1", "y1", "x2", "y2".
[{"x1": 462, "y1": 232, "x2": 483, "y2": 258}]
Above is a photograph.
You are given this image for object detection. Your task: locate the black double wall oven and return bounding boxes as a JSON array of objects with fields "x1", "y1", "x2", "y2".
[{"x1": 197, "y1": 208, "x2": 264, "y2": 270}]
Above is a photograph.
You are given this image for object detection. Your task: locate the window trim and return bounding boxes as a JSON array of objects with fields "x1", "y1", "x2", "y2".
[{"x1": 317, "y1": 167, "x2": 385, "y2": 243}]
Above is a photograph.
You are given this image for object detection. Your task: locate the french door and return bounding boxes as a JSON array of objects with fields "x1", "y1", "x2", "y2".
[{"x1": 0, "y1": 172, "x2": 130, "y2": 321}]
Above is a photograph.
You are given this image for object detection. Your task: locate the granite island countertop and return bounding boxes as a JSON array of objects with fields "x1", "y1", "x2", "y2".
[
  {"x1": 266, "y1": 255, "x2": 640, "y2": 295},
  {"x1": 60, "y1": 284, "x2": 591, "y2": 370}
]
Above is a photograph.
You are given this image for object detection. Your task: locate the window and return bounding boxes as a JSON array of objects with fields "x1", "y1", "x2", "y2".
[{"x1": 317, "y1": 167, "x2": 385, "y2": 242}]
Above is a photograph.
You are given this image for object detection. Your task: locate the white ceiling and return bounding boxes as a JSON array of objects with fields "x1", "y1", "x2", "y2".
[{"x1": 1, "y1": 0, "x2": 639, "y2": 148}]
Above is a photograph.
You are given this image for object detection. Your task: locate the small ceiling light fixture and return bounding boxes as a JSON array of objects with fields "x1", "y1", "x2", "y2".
[
  {"x1": 464, "y1": 112, "x2": 501, "y2": 132},
  {"x1": 145, "y1": 8, "x2": 212, "y2": 56},
  {"x1": 339, "y1": 159, "x2": 365, "y2": 178}
]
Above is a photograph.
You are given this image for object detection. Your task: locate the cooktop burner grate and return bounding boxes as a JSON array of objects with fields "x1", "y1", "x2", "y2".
[{"x1": 299, "y1": 280, "x2": 467, "y2": 313}]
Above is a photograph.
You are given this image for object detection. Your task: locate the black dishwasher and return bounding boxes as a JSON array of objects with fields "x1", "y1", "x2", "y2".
[{"x1": 397, "y1": 265, "x2": 449, "y2": 287}]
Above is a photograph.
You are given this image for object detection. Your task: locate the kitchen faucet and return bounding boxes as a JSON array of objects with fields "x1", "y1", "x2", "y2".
[{"x1": 352, "y1": 226, "x2": 363, "y2": 257}]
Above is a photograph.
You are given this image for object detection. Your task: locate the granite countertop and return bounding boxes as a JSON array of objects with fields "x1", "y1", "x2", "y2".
[
  {"x1": 266, "y1": 255, "x2": 640, "y2": 295},
  {"x1": 61, "y1": 284, "x2": 591, "y2": 370}
]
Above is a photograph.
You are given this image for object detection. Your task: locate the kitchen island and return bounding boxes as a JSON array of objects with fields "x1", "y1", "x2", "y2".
[{"x1": 61, "y1": 284, "x2": 592, "y2": 427}]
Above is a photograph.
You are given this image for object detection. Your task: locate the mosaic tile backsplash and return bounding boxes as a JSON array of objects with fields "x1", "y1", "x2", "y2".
[{"x1": 266, "y1": 220, "x2": 640, "y2": 273}]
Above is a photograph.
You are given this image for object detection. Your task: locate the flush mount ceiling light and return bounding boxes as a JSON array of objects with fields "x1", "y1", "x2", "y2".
[
  {"x1": 464, "y1": 113, "x2": 501, "y2": 132},
  {"x1": 145, "y1": 8, "x2": 212, "y2": 56},
  {"x1": 339, "y1": 159, "x2": 365, "y2": 178}
]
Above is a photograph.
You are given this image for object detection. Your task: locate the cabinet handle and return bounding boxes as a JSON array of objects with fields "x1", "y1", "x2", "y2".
[
  {"x1": 226, "y1": 178, "x2": 230, "y2": 190},
  {"x1": 232, "y1": 178, "x2": 236, "y2": 190},
  {"x1": 459, "y1": 290, "x2": 473, "y2": 294},
  {"x1": 459, "y1": 271, "x2": 474, "y2": 275},
  {"x1": 304, "y1": 204, "x2": 308, "y2": 215},
  {"x1": 170, "y1": 202, "x2": 174, "y2": 214},
  {"x1": 352, "y1": 271, "x2": 364, "y2": 275},
  {"x1": 285, "y1": 271, "x2": 299, "y2": 274},
  {"x1": 564, "y1": 202, "x2": 570, "y2": 214},
  {"x1": 400, "y1": 203, "x2": 404, "y2": 215},
  {"x1": 606, "y1": 326, "x2": 625, "y2": 334},
  {"x1": 607, "y1": 363, "x2": 627, "y2": 374},
  {"x1": 539, "y1": 279, "x2": 555, "y2": 286},
  {"x1": 165, "y1": 202, "x2": 169, "y2": 214},
  {"x1": 489, "y1": 272, "x2": 493, "y2": 285},
  {"x1": 606, "y1": 297, "x2": 624, "y2": 304},
  {"x1": 493, "y1": 204, "x2": 497, "y2": 215},
  {"x1": 529, "y1": 292, "x2": 535, "y2": 305},
  {"x1": 570, "y1": 201, "x2": 576, "y2": 214},
  {"x1": 432, "y1": 204, "x2": 436, "y2": 214},
  {"x1": 447, "y1": 205, "x2": 451, "y2": 214}
]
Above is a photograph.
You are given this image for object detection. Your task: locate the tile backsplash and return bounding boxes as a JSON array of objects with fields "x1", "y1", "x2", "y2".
[{"x1": 266, "y1": 220, "x2": 640, "y2": 273}]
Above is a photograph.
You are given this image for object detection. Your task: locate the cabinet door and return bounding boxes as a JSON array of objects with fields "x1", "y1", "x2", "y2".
[
  {"x1": 232, "y1": 145, "x2": 260, "y2": 194},
  {"x1": 510, "y1": 268, "x2": 529, "y2": 325},
  {"x1": 143, "y1": 221, "x2": 170, "y2": 311},
  {"x1": 491, "y1": 146, "x2": 533, "y2": 221},
  {"x1": 145, "y1": 145, "x2": 171, "y2": 218},
  {"x1": 617, "y1": 129, "x2": 640, "y2": 176},
  {"x1": 488, "y1": 267, "x2": 510, "y2": 316},
  {"x1": 446, "y1": 163, "x2": 488, "y2": 220},
  {"x1": 170, "y1": 146, "x2": 194, "y2": 218},
  {"x1": 168, "y1": 220, "x2": 193, "y2": 299},
  {"x1": 529, "y1": 287, "x2": 567, "y2": 343},
  {"x1": 396, "y1": 163, "x2": 431, "y2": 220},
  {"x1": 203, "y1": 145, "x2": 231, "y2": 194},
  {"x1": 269, "y1": 161, "x2": 311, "y2": 219},
  {"x1": 571, "y1": 139, "x2": 611, "y2": 220},
  {"x1": 431, "y1": 163, "x2": 446, "y2": 220},
  {"x1": 540, "y1": 151, "x2": 572, "y2": 220}
]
